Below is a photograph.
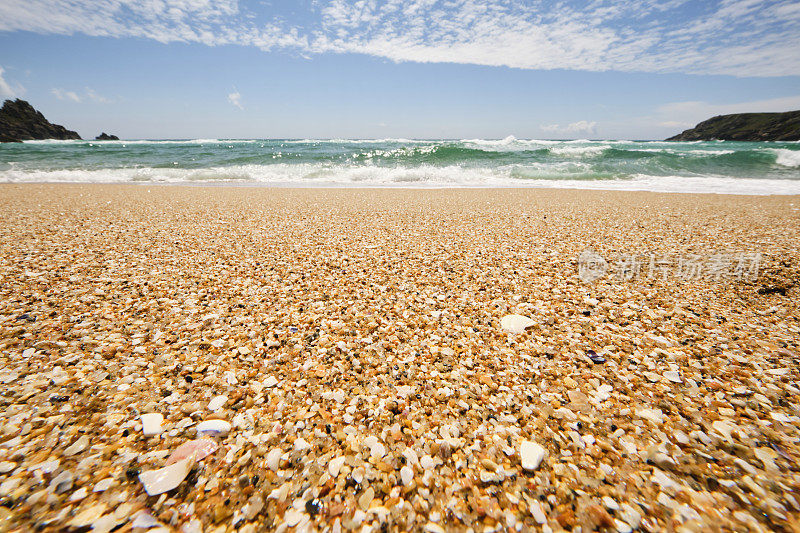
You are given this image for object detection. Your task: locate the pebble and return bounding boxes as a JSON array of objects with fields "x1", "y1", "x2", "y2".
[
  {"x1": 587, "y1": 350, "x2": 606, "y2": 364},
  {"x1": 400, "y1": 465, "x2": 414, "y2": 486},
  {"x1": 64, "y1": 435, "x2": 89, "y2": 456},
  {"x1": 328, "y1": 456, "x2": 346, "y2": 477},
  {"x1": 68, "y1": 504, "x2": 107, "y2": 528},
  {"x1": 602, "y1": 496, "x2": 620, "y2": 511},
  {"x1": 358, "y1": 487, "x2": 374, "y2": 511},
  {"x1": 284, "y1": 509, "x2": 304, "y2": 527},
  {"x1": 663, "y1": 370, "x2": 682, "y2": 383},
  {"x1": 520, "y1": 440, "x2": 546, "y2": 471},
  {"x1": 68, "y1": 487, "x2": 88, "y2": 502},
  {"x1": 615, "y1": 518, "x2": 633, "y2": 533},
  {"x1": 131, "y1": 511, "x2": 161, "y2": 529},
  {"x1": 0, "y1": 508, "x2": 15, "y2": 532},
  {"x1": 619, "y1": 504, "x2": 642, "y2": 529},
  {"x1": 50, "y1": 470, "x2": 74, "y2": 494},
  {"x1": 636, "y1": 408, "x2": 664, "y2": 425},
  {"x1": 244, "y1": 495, "x2": 264, "y2": 520},
  {"x1": 138, "y1": 457, "x2": 193, "y2": 496},
  {"x1": 529, "y1": 500, "x2": 547, "y2": 524},
  {"x1": 140, "y1": 413, "x2": 164, "y2": 436},
  {"x1": 500, "y1": 314, "x2": 536, "y2": 334},
  {"x1": 711, "y1": 420, "x2": 736, "y2": 442},
  {"x1": 267, "y1": 448, "x2": 282, "y2": 471},
  {"x1": 369, "y1": 442, "x2": 386, "y2": 459},
  {"x1": 93, "y1": 478, "x2": 114, "y2": 492},
  {"x1": 207, "y1": 395, "x2": 228, "y2": 411}
]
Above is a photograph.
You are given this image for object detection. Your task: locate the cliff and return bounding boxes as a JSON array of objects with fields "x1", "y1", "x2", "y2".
[
  {"x1": 666, "y1": 110, "x2": 800, "y2": 141},
  {"x1": 0, "y1": 99, "x2": 82, "y2": 143}
]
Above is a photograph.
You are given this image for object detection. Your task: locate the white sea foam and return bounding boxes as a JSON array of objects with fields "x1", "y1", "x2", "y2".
[
  {"x1": 694, "y1": 149, "x2": 736, "y2": 155},
  {"x1": 0, "y1": 164, "x2": 504, "y2": 187},
  {"x1": 460, "y1": 136, "x2": 562, "y2": 151},
  {"x1": 624, "y1": 148, "x2": 736, "y2": 156},
  {"x1": 283, "y1": 138, "x2": 431, "y2": 144},
  {"x1": 772, "y1": 149, "x2": 800, "y2": 167},
  {"x1": 549, "y1": 145, "x2": 610, "y2": 157},
  {"x1": 2, "y1": 163, "x2": 799, "y2": 194}
]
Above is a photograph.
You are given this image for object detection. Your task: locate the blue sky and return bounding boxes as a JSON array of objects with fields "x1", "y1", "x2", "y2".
[{"x1": 1, "y1": 0, "x2": 799, "y2": 139}]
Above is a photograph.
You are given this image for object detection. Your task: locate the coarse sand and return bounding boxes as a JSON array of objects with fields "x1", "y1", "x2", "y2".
[{"x1": 0, "y1": 184, "x2": 799, "y2": 532}]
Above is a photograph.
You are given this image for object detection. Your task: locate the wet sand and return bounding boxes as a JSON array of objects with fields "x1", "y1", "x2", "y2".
[{"x1": 0, "y1": 184, "x2": 799, "y2": 532}]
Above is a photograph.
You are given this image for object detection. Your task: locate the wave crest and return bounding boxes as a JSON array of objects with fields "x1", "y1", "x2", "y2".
[{"x1": 773, "y1": 148, "x2": 800, "y2": 167}]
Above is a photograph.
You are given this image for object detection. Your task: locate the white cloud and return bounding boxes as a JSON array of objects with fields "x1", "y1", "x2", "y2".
[
  {"x1": 0, "y1": 0, "x2": 798, "y2": 77},
  {"x1": 51, "y1": 88, "x2": 81, "y2": 102},
  {"x1": 227, "y1": 91, "x2": 243, "y2": 110},
  {"x1": 541, "y1": 120, "x2": 598, "y2": 136},
  {"x1": 0, "y1": 66, "x2": 23, "y2": 98},
  {"x1": 86, "y1": 87, "x2": 111, "y2": 103},
  {"x1": 51, "y1": 87, "x2": 112, "y2": 103}
]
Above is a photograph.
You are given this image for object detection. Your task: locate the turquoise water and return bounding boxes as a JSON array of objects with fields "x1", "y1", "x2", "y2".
[{"x1": 1, "y1": 137, "x2": 799, "y2": 194}]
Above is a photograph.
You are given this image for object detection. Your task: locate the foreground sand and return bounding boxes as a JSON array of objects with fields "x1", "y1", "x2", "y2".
[{"x1": 0, "y1": 185, "x2": 799, "y2": 532}]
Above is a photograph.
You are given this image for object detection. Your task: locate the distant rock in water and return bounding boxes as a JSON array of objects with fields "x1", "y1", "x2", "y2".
[
  {"x1": 95, "y1": 132, "x2": 119, "y2": 141},
  {"x1": 666, "y1": 110, "x2": 800, "y2": 141},
  {"x1": 0, "y1": 99, "x2": 82, "y2": 143}
]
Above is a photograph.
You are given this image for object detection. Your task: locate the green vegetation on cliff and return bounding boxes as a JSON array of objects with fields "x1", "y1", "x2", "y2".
[{"x1": 666, "y1": 110, "x2": 800, "y2": 141}]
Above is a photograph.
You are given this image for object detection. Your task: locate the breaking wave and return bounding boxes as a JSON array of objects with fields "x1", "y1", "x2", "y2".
[{"x1": 2, "y1": 138, "x2": 799, "y2": 194}]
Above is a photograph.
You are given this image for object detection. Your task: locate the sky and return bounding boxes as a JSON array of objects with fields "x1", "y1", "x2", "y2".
[{"x1": 0, "y1": 0, "x2": 799, "y2": 140}]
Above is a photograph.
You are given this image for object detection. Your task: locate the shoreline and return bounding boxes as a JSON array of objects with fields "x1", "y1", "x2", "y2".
[
  {"x1": 2, "y1": 137, "x2": 799, "y2": 195},
  {"x1": 3, "y1": 182, "x2": 800, "y2": 196},
  {"x1": 0, "y1": 184, "x2": 798, "y2": 531}
]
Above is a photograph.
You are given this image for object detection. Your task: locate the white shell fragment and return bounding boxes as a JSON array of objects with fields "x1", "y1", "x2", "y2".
[
  {"x1": 636, "y1": 408, "x2": 665, "y2": 425},
  {"x1": 328, "y1": 456, "x2": 346, "y2": 477},
  {"x1": 196, "y1": 420, "x2": 231, "y2": 436},
  {"x1": 267, "y1": 448, "x2": 282, "y2": 471},
  {"x1": 93, "y1": 478, "x2": 114, "y2": 492},
  {"x1": 64, "y1": 435, "x2": 89, "y2": 456},
  {"x1": 141, "y1": 413, "x2": 164, "y2": 436},
  {"x1": 132, "y1": 511, "x2": 162, "y2": 529},
  {"x1": 400, "y1": 465, "x2": 414, "y2": 486},
  {"x1": 138, "y1": 457, "x2": 194, "y2": 496},
  {"x1": 520, "y1": 440, "x2": 546, "y2": 471},
  {"x1": 500, "y1": 314, "x2": 536, "y2": 334},
  {"x1": 166, "y1": 438, "x2": 218, "y2": 465},
  {"x1": 207, "y1": 395, "x2": 228, "y2": 412}
]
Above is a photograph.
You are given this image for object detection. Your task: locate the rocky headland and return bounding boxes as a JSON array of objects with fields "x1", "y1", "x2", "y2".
[
  {"x1": 0, "y1": 99, "x2": 82, "y2": 143},
  {"x1": 666, "y1": 110, "x2": 800, "y2": 141}
]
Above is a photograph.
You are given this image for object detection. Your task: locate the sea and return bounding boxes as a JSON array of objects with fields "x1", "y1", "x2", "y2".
[{"x1": 1, "y1": 137, "x2": 799, "y2": 194}]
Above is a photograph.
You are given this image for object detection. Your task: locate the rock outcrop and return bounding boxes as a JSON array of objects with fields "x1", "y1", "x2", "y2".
[
  {"x1": 95, "y1": 132, "x2": 119, "y2": 141},
  {"x1": 0, "y1": 99, "x2": 82, "y2": 143},
  {"x1": 666, "y1": 110, "x2": 800, "y2": 141}
]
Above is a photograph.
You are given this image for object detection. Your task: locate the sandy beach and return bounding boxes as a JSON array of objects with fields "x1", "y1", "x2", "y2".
[{"x1": 1, "y1": 184, "x2": 799, "y2": 532}]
